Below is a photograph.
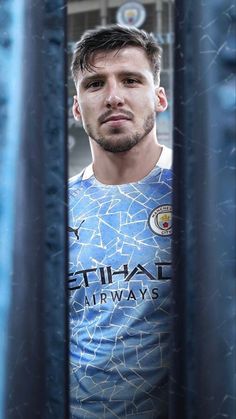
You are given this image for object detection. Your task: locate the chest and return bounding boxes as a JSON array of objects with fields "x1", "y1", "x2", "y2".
[{"x1": 68, "y1": 178, "x2": 172, "y2": 292}]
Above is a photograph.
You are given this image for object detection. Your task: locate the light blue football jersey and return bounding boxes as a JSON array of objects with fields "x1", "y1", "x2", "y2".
[{"x1": 69, "y1": 149, "x2": 172, "y2": 419}]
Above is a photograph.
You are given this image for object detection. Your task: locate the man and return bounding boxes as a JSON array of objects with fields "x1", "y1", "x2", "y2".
[{"x1": 68, "y1": 25, "x2": 172, "y2": 419}]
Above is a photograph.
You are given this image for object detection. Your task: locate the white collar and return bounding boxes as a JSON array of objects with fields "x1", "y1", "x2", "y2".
[{"x1": 82, "y1": 144, "x2": 172, "y2": 180}]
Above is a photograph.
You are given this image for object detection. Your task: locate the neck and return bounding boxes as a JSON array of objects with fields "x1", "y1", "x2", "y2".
[{"x1": 90, "y1": 134, "x2": 163, "y2": 185}]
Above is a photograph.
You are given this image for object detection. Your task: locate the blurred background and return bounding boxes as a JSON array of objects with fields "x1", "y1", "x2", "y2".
[{"x1": 67, "y1": 0, "x2": 174, "y2": 177}]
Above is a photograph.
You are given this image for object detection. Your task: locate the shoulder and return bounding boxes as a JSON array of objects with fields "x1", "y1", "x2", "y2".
[
  {"x1": 68, "y1": 163, "x2": 95, "y2": 203},
  {"x1": 68, "y1": 170, "x2": 84, "y2": 192},
  {"x1": 155, "y1": 146, "x2": 173, "y2": 185},
  {"x1": 157, "y1": 145, "x2": 172, "y2": 170},
  {"x1": 68, "y1": 169, "x2": 86, "y2": 202},
  {"x1": 69, "y1": 163, "x2": 93, "y2": 188}
]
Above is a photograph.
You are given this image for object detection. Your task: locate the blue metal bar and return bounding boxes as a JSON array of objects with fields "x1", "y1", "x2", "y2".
[
  {"x1": 171, "y1": 1, "x2": 236, "y2": 418},
  {"x1": 0, "y1": 1, "x2": 25, "y2": 418},
  {"x1": 0, "y1": 1, "x2": 68, "y2": 418}
]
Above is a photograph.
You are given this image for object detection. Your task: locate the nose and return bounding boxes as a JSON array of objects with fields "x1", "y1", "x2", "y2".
[{"x1": 105, "y1": 82, "x2": 124, "y2": 109}]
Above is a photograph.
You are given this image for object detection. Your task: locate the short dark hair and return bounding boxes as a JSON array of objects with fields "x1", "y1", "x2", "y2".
[{"x1": 71, "y1": 25, "x2": 162, "y2": 85}]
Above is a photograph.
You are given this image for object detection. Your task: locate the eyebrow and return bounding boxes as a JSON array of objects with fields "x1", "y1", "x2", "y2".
[
  {"x1": 80, "y1": 74, "x2": 104, "y2": 88},
  {"x1": 119, "y1": 71, "x2": 146, "y2": 81},
  {"x1": 80, "y1": 71, "x2": 146, "y2": 88}
]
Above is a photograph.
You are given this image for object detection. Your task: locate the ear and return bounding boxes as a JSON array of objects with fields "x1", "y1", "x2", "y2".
[
  {"x1": 72, "y1": 95, "x2": 81, "y2": 121},
  {"x1": 155, "y1": 87, "x2": 168, "y2": 113}
]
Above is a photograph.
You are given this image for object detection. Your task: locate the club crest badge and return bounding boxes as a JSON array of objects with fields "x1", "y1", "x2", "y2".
[{"x1": 148, "y1": 205, "x2": 172, "y2": 236}]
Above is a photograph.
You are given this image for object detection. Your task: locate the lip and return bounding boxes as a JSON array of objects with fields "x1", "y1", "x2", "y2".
[{"x1": 102, "y1": 115, "x2": 131, "y2": 124}]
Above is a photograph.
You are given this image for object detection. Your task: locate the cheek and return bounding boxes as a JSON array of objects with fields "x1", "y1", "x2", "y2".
[
  {"x1": 136, "y1": 89, "x2": 156, "y2": 105},
  {"x1": 81, "y1": 95, "x2": 105, "y2": 125},
  {"x1": 79, "y1": 102, "x2": 95, "y2": 122},
  {"x1": 139, "y1": 95, "x2": 157, "y2": 113}
]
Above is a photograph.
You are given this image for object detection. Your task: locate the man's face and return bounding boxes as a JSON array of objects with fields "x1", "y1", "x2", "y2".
[{"x1": 73, "y1": 46, "x2": 167, "y2": 153}]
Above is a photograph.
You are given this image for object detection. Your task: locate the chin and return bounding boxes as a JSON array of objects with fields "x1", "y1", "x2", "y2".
[
  {"x1": 102, "y1": 144, "x2": 135, "y2": 153},
  {"x1": 99, "y1": 138, "x2": 140, "y2": 153}
]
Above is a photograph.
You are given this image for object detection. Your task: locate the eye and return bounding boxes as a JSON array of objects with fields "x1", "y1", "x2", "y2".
[
  {"x1": 124, "y1": 78, "x2": 139, "y2": 86},
  {"x1": 86, "y1": 80, "x2": 104, "y2": 90}
]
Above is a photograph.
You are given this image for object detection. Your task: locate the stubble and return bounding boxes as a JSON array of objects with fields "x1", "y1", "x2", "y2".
[{"x1": 86, "y1": 112, "x2": 156, "y2": 153}]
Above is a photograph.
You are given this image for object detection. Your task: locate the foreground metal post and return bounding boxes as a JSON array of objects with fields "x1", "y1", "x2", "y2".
[
  {"x1": 0, "y1": 1, "x2": 68, "y2": 418},
  {"x1": 171, "y1": 1, "x2": 236, "y2": 418},
  {"x1": 0, "y1": 2, "x2": 25, "y2": 418}
]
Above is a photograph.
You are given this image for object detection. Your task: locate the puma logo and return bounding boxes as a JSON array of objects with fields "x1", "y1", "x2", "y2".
[{"x1": 68, "y1": 220, "x2": 85, "y2": 240}]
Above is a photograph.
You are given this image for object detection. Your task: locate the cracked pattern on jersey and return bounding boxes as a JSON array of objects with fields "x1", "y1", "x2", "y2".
[{"x1": 69, "y1": 166, "x2": 172, "y2": 419}]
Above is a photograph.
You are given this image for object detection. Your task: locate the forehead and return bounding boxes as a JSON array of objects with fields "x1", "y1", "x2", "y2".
[{"x1": 78, "y1": 46, "x2": 153, "y2": 79}]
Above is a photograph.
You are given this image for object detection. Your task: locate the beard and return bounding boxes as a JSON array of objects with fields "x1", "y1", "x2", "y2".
[{"x1": 85, "y1": 112, "x2": 155, "y2": 153}]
